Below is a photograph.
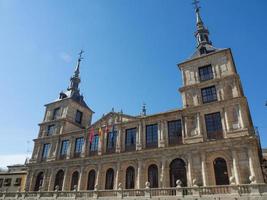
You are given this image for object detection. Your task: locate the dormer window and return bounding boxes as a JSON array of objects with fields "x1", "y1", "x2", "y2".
[
  {"x1": 52, "y1": 107, "x2": 61, "y2": 120},
  {"x1": 199, "y1": 65, "x2": 213, "y2": 81},
  {"x1": 75, "y1": 110, "x2": 83, "y2": 124}
]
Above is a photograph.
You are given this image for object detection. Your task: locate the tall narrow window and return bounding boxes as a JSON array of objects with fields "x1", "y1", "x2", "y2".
[
  {"x1": 205, "y1": 112, "x2": 223, "y2": 140},
  {"x1": 146, "y1": 124, "x2": 158, "y2": 148},
  {"x1": 201, "y1": 86, "x2": 217, "y2": 103},
  {"x1": 125, "y1": 128, "x2": 136, "y2": 151},
  {"x1": 54, "y1": 170, "x2": 64, "y2": 191},
  {"x1": 90, "y1": 135, "x2": 99, "y2": 155},
  {"x1": 70, "y1": 171, "x2": 79, "y2": 190},
  {"x1": 52, "y1": 107, "x2": 61, "y2": 120},
  {"x1": 34, "y1": 172, "x2": 44, "y2": 191},
  {"x1": 0, "y1": 179, "x2": 3, "y2": 188},
  {"x1": 74, "y1": 137, "x2": 84, "y2": 157},
  {"x1": 42, "y1": 143, "x2": 51, "y2": 160},
  {"x1": 87, "y1": 170, "x2": 96, "y2": 190},
  {"x1": 199, "y1": 65, "x2": 213, "y2": 81},
  {"x1": 125, "y1": 167, "x2": 135, "y2": 189},
  {"x1": 47, "y1": 124, "x2": 55, "y2": 136},
  {"x1": 60, "y1": 140, "x2": 69, "y2": 159},
  {"x1": 168, "y1": 120, "x2": 182, "y2": 145},
  {"x1": 105, "y1": 168, "x2": 114, "y2": 190},
  {"x1": 75, "y1": 110, "x2": 83, "y2": 124},
  {"x1": 213, "y1": 158, "x2": 229, "y2": 185},
  {"x1": 106, "y1": 131, "x2": 117, "y2": 153},
  {"x1": 148, "y1": 164, "x2": 158, "y2": 188}
]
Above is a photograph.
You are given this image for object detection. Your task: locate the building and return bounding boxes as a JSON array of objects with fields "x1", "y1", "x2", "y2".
[
  {"x1": 25, "y1": 3, "x2": 264, "y2": 192},
  {"x1": 0, "y1": 164, "x2": 27, "y2": 192}
]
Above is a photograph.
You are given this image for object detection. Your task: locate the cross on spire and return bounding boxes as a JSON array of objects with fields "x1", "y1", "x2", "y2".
[{"x1": 192, "y1": 0, "x2": 200, "y2": 10}]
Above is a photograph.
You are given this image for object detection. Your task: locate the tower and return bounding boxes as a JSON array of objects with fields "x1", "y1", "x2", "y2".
[
  {"x1": 178, "y1": 1, "x2": 263, "y2": 184},
  {"x1": 26, "y1": 52, "x2": 94, "y2": 191}
]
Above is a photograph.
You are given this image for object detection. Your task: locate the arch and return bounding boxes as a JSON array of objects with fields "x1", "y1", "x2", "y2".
[
  {"x1": 125, "y1": 166, "x2": 135, "y2": 189},
  {"x1": 169, "y1": 158, "x2": 187, "y2": 187},
  {"x1": 213, "y1": 157, "x2": 229, "y2": 185},
  {"x1": 34, "y1": 172, "x2": 44, "y2": 191},
  {"x1": 148, "y1": 164, "x2": 158, "y2": 188},
  {"x1": 105, "y1": 168, "x2": 114, "y2": 190},
  {"x1": 54, "y1": 170, "x2": 64, "y2": 191},
  {"x1": 87, "y1": 170, "x2": 96, "y2": 190},
  {"x1": 70, "y1": 171, "x2": 79, "y2": 190}
]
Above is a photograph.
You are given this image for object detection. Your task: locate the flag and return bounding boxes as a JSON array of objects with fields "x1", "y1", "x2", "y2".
[
  {"x1": 98, "y1": 127, "x2": 102, "y2": 137},
  {"x1": 89, "y1": 127, "x2": 94, "y2": 144},
  {"x1": 105, "y1": 125, "x2": 110, "y2": 134}
]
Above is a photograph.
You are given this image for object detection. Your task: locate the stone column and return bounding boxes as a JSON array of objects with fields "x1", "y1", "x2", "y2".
[
  {"x1": 48, "y1": 169, "x2": 56, "y2": 191},
  {"x1": 158, "y1": 121, "x2": 165, "y2": 148},
  {"x1": 136, "y1": 122, "x2": 142, "y2": 150},
  {"x1": 81, "y1": 137, "x2": 86, "y2": 158},
  {"x1": 196, "y1": 113, "x2": 201, "y2": 135},
  {"x1": 248, "y1": 147, "x2": 264, "y2": 183},
  {"x1": 201, "y1": 152, "x2": 207, "y2": 186},
  {"x1": 221, "y1": 109, "x2": 228, "y2": 136},
  {"x1": 232, "y1": 150, "x2": 240, "y2": 184},
  {"x1": 187, "y1": 153, "x2": 193, "y2": 186},
  {"x1": 66, "y1": 137, "x2": 73, "y2": 159},
  {"x1": 116, "y1": 126, "x2": 121, "y2": 153},
  {"x1": 62, "y1": 168, "x2": 69, "y2": 191},
  {"x1": 238, "y1": 104, "x2": 244, "y2": 129},
  {"x1": 183, "y1": 116, "x2": 188, "y2": 138},
  {"x1": 95, "y1": 164, "x2": 101, "y2": 189},
  {"x1": 115, "y1": 162, "x2": 120, "y2": 189},
  {"x1": 248, "y1": 148, "x2": 256, "y2": 180},
  {"x1": 78, "y1": 167, "x2": 84, "y2": 191},
  {"x1": 136, "y1": 160, "x2": 143, "y2": 189},
  {"x1": 51, "y1": 140, "x2": 59, "y2": 160},
  {"x1": 160, "y1": 159, "x2": 167, "y2": 187}
]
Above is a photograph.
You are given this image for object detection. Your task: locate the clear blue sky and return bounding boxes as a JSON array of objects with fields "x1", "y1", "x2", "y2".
[{"x1": 0, "y1": 0, "x2": 267, "y2": 166}]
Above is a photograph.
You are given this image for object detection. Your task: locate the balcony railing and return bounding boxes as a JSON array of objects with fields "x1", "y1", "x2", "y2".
[{"x1": 1, "y1": 184, "x2": 267, "y2": 199}]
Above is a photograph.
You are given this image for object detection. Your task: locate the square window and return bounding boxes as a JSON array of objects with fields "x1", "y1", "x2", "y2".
[
  {"x1": 205, "y1": 112, "x2": 223, "y2": 140},
  {"x1": 201, "y1": 86, "x2": 217, "y2": 103},
  {"x1": 168, "y1": 120, "x2": 182, "y2": 145},
  {"x1": 4, "y1": 178, "x2": 11, "y2": 186},
  {"x1": 14, "y1": 178, "x2": 21, "y2": 186},
  {"x1": 199, "y1": 65, "x2": 213, "y2": 82},
  {"x1": 52, "y1": 107, "x2": 60, "y2": 120}
]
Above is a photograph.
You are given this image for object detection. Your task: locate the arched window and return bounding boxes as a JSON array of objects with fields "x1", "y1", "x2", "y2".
[
  {"x1": 169, "y1": 158, "x2": 187, "y2": 187},
  {"x1": 148, "y1": 164, "x2": 158, "y2": 188},
  {"x1": 213, "y1": 157, "x2": 229, "y2": 185},
  {"x1": 105, "y1": 168, "x2": 114, "y2": 190},
  {"x1": 125, "y1": 167, "x2": 135, "y2": 189},
  {"x1": 34, "y1": 172, "x2": 44, "y2": 191},
  {"x1": 87, "y1": 170, "x2": 96, "y2": 190},
  {"x1": 70, "y1": 171, "x2": 79, "y2": 190},
  {"x1": 54, "y1": 170, "x2": 64, "y2": 191}
]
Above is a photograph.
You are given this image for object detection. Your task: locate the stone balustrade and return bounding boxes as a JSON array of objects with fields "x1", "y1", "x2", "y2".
[{"x1": 1, "y1": 184, "x2": 267, "y2": 200}]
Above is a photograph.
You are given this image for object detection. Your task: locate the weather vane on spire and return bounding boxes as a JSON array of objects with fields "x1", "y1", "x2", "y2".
[
  {"x1": 192, "y1": 0, "x2": 200, "y2": 10},
  {"x1": 78, "y1": 49, "x2": 84, "y2": 62}
]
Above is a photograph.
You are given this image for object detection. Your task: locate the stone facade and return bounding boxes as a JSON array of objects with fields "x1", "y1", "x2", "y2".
[{"x1": 25, "y1": 4, "x2": 265, "y2": 194}]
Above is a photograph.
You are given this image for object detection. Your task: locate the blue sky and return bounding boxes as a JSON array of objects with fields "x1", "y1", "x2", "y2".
[{"x1": 0, "y1": 0, "x2": 266, "y2": 167}]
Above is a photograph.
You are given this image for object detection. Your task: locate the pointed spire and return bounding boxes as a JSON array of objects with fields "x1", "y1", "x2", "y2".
[
  {"x1": 192, "y1": 0, "x2": 212, "y2": 51},
  {"x1": 141, "y1": 103, "x2": 146, "y2": 116},
  {"x1": 68, "y1": 50, "x2": 84, "y2": 96}
]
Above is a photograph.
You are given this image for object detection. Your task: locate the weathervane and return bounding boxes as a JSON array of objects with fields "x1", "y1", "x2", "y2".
[
  {"x1": 78, "y1": 49, "x2": 84, "y2": 62},
  {"x1": 192, "y1": 0, "x2": 200, "y2": 10}
]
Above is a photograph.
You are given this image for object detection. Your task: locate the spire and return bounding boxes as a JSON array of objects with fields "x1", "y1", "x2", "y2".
[
  {"x1": 192, "y1": 0, "x2": 212, "y2": 53},
  {"x1": 68, "y1": 50, "x2": 84, "y2": 95},
  {"x1": 141, "y1": 103, "x2": 146, "y2": 116}
]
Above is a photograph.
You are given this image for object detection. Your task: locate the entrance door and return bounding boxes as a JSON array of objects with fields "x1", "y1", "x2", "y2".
[
  {"x1": 213, "y1": 157, "x2": 229, "y2": 185},
  {"x1": 169, "y1": 159, "x2": 187, "y2": 187}
]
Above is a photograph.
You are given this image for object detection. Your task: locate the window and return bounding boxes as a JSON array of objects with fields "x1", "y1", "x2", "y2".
[
  {"x1": 0, "y1": 179, "x2": 3, "y2": 188},
  {"x1": 4, "y1": 178, "x2": 11, "y2": 186},
  {"x1": 34, "y1": 172, "x2": 44, "y2": 191},
  {"x1": 205, "y1": 112, "x2": 223, "y2": 140},
  {"x1": 199, "y1": 65, "x2": 213, "y2": 81},
  {"x1": 60, "y1": 140, "x2": 69, "y2": 158},
  {"x1": 168, "y1": 120, "x2": 182, "y2": 145},
  {"x1": 42, "y1": 143, "x2": 51, "y2": 159},
  {"x1": 70, "y1": 171, "x2": 79, "y2": 191},
  {"x1": 47, "y1": 124, "x2": 55, "y2": 136},
  {"x1": 52, "y1": 107, "x2": 60, "y2": 120},
  {"x1": 146, "y1": 124, "x2": 158, "y2": 148},
  {"x1": 201, "y1": 86, "x2": 217, "y2": 103},
  {"x1": 90, "y1": 135, "x2": 99, "y2": 153},
  {"x1": 125, "y1": 128, "x2": 136, "y2": 151},
  {"x1": 54, "y1": 170, "x2": 64, "y2": 191},
  {"x1": 14, "y1": 178, "x2": 22, "y2": 186},
  {"x1": 74, "y1": 137, "x2": 84, "y2": 157},
  {"x1": 107, "y1": 131, "x2": 117, "y2": 153},
  {"x1": 213, "y1": 158, "x2": 229, "y2": 185},
  {"x1": 87, "y1": 170, "x2": 96, "y2": 190},
  {"x1": 125, "y1": 167, "x2": 135, "y2": 189},
  {"x1": 148, "y1": 165, "x2": 158, "y2": 188},
  {"x1": 105, "y1": 168, "x2": 114, "y2": 189},
  {"x1": 75, "y1": 110, "x2": 83, "y2": 124}
]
